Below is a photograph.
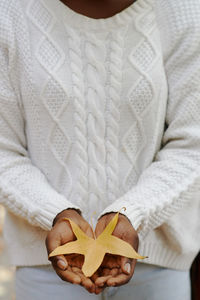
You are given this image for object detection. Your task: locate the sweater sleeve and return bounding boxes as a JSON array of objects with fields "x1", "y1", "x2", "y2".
[
  {"x1": 99, "y1": 0, "x2": 200, "y2": 240},
  {"x1": 0, "y1": 46, "x2": 81, "y2": 231}
]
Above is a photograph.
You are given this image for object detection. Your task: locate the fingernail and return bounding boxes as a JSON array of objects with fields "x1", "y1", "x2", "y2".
[
  {"x1": 57, "y1": 259, "x2": 67, "y2": 270},
  {"x1": 124, "y1": 263, "x2": 131, "y2": 274}
]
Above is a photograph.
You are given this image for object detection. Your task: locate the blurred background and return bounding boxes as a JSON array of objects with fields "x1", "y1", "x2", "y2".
[{"x1": 0, "y1": 205, "x2": 15, "y2": 300}]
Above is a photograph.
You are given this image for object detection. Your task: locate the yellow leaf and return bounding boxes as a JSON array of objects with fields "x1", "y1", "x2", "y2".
[{"x1": 49, "y1": 212, "x2": 147, "y2": 277}]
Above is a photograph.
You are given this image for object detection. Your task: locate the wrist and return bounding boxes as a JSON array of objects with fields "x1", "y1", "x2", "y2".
[
  {"x1": 98, "y1": 211, "x2": 132, "y2": 225},
  {"x1": 52, "y1": 208, "x2": 82, "y2": 227}
]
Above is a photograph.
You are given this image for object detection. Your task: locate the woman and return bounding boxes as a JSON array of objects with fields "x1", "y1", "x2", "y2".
[{"x1": 0, "y1": 0, "x2": 200, "y2": 299}]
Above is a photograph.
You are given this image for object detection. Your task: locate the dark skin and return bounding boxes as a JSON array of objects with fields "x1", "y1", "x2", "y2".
[
  {"x1": 46, "y1": 209, "x2": 139, "y2": 294},
  {"x1": 59, "y1": 0, "x2": 136, "y2": 19},
  {"x1": 94, "y1": 212, "x2": 138, "y2": 294}
]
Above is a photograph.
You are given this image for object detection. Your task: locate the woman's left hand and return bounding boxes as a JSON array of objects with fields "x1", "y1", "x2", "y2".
[{"x1": 93, "y1": 212, "x2": 139, "y2": 294}]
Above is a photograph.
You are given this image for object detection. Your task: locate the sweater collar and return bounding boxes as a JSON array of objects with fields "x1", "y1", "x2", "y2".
[{"x1": 45, "y1": 0, "x2": 154, "y2": 31}]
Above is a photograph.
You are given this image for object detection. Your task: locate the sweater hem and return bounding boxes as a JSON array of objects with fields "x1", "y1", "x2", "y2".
[{"x1": 138, "y1": 242, "x2": 197, "y2": 271}]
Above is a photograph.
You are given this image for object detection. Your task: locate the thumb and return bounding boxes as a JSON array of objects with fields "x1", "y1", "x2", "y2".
[
  {"x1": 52, "y1": 255, "x2": 68, "y2": 271},
  {"x1": 121, "y1": 257, "x2": 132, "y2": 275}
]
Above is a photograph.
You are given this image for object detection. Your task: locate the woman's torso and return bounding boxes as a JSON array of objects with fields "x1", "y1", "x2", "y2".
[
  {"x1": 2, "y1": 0, "x2": 169, "y2": 266},
  {"x1": 19, "y1": 0, "x2": 167, "y2": 218}
]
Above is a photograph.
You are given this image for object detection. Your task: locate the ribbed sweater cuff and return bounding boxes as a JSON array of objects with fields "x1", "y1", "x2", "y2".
[
  {"x1": 97, "y1": 195, "x2": 146, "y2": 233},
  {"x1": 35, "y1": 200, "x2": 82, "y2": 231},
  {"x1": 1, "y1": 180, "x2": 82, "y2": 231}
]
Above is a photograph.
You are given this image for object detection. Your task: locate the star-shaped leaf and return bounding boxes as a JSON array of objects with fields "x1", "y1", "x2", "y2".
[{"x1": 49, "y1": 212, "x2": 147, "y2": 277}]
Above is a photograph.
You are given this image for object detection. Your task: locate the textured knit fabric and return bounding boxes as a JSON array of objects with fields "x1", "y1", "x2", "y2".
[
  {"x1": 0, "y1": 0, "x2": 200, "y2": 269},
  {"x1": 15, "y1": 264, "x2": 191, "y2": 300}
]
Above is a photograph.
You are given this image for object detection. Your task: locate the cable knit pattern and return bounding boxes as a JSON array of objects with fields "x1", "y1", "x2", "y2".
[
  {"x1": 84, "y1": 33, "x2": 107, "y2": 211},
  {"x1": 0, "y1": 0, "x2": 200, "y2": 270},
  {"x1": 65, "y1": 27, "x2": 88, "y2": 211},
  {"x1": 105, "y1": 30, "x2": 125, "y2": 203}
]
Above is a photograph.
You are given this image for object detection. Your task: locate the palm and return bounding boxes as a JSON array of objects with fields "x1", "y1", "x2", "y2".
[
  {"x1": 97, "y1": 254, "x2": 123, "y2": 278},
  {"x1": 93, "y1": 213, "x2": 138, "y2": 294},
  {"x1": 46, "y1": 209, "x2": 96, "y2": 293},
  {"x1": 64, "y1": 253, "x2": 84, "y2": 269}
]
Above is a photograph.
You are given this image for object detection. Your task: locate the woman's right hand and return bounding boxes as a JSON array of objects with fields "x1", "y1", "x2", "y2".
[{"x1": 45, "y1": 209, "x2": 95, "y2": 293}]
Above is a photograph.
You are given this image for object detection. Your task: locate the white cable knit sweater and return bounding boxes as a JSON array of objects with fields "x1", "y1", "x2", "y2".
[{"x1": 0, "y1": 0, "x2": 200, "y2": 270}]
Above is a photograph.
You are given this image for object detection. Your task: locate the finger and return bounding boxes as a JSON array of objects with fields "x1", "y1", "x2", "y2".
[
  {"x1": 107, "y1": 273, "x2": 131, "y2": 287},
  {"x1": 91, "y1": 271, "x2": 99, "y2": 283},
  {"x1": 95, "y1": 274, "x2": 112, "y2": 287},
  {"x1": 78, "y1": 272, "x2": 95, "y2": 293},
  {"x1": 100, "y1": 267, "x2": 119, "y2": 277},
  {"x1": 95, "y1": 285, "x2": 105, "y2": 295},
  {"x1": 110, "y1": 268, "x2": 119, "y2": 276},
  {"x1": 71, "y1": 266, "x2": 82, "y2": 274},
  {"x1": 46, "y1": 230, "x2": 69, "y2": 271},
  {"x1": 95, "y1": 267, "x2": 120, "y2": 288},
  {"x1": 121, "y1": 257, "x2": 134, "y2": 275},
  {"x1": 71, "y1": 267, "x2": 94, "y2": 289},
  {"x1": 51, "y1": 255, "x2": 68, "y2": 271},
  {"x1": 95, "y1": 286, "x2": 105, "y2": 295},
  {"x1": 71, "y1": 267, "x2": 95, "y2": 293},
  {"x1": 55, "y1": 267, "x2": 81, "y2": 285},
  {"x1": 101, "y1": 268, "x2": 111, "y2": 276}
]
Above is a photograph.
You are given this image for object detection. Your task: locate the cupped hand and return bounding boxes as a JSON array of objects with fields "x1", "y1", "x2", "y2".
[
  {"x1": 45, "y1": 209, "x2": 96, "y2": 293},
  {"x1": 94, "y1": 212, "x2": 139, "y2": 294}
]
